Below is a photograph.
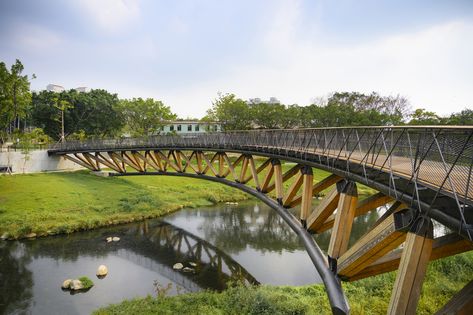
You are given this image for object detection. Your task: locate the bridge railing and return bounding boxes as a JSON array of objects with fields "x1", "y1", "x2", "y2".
[{"x1": 49, "y1": 126, "x2": 473, "y2": 206}]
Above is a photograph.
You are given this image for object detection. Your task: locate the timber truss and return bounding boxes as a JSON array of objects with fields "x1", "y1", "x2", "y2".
[{"x1": 48, "y1": 127, "x2": 473, "y2": 315}]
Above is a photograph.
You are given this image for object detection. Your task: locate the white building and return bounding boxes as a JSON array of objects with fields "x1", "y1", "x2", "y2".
[
  {"x1": 247, "y1": 97, "x2": 280, "y2": 105},
  {"x1": 46, "y1": 84, "x2": 65, "y2": 92},
  {"x1": 75, "y1": 87, "x2": 89, "y2": 92},
  {"x1": 161, "y1": 121, "x2": 221, "y2": 134}
]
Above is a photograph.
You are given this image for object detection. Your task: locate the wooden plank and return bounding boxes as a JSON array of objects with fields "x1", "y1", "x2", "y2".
[
  {"x1": 350, "y1": 233, "x2": 473, "y2": 281},
  {"x1": 318, "y1": 192, "x2": 394, "y2": 233},
  {"x1": 307, "y1": 184, "x2": 342, "y2": 232},
  {"x1": 273, "y1": 161, "x2": 283, "y2": 203},
  {"x1": 388, "y1": 219, "x2": 433, "y2": 315},
  {"x1": 337, "y1": 214, "x2": 407, "y2": 279},
  {"x1": 248, "y1": 156, "x2": 261, "y2": 190},
  {"x1": 300, "y1": 167, "x2": 313, "y2": 224},
  {"x1": 435, "y1": 280, "x2": 473, "y2": 315},
  {"x1": 282, "y1": 171, "x2": 303, "y2": 207},
  {"x1": 328, "y1": 181, "x2": 358, "y2": 258},
  {"x1": 288, "y1": 173, "x2": 342, "y2": 208}
]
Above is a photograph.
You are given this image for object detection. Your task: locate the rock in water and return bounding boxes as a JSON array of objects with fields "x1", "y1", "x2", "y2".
[
  {"x1": 70, "y1": 279, "x2": 84, "y2": 290},
  {"x1": 189, "y1": 262, "x2": 197, "y2": 267},
  {"x1": 1, "y1": 233, "x2": 9, "y2": 240},
  {"x1": 112, "y1": 237, "x2": 120, "y2": 242},
  {"x1": 25, "y1": 233, "x2": 37, "y2": 239},
  {"x1": 106, "y1": 237, "x2": 112, "y2": 243},
  {"x1": 62, "y1": 279, "x2": 72, "y2": 289},
  {"x1": 96, "y1": 265, "x2": 108, "y2": 277},
  {"x1": 182, "y1": 267, "x2": 194, "y2": 273},
  {"x1": 173, "y1": 263, "x2": 184, "y2": 270}
]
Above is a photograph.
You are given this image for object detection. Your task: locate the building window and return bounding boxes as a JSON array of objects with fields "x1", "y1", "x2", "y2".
[
  {"x1": 214, "y1": 125, "x2": 218, "y2": 131},
  {"x1": 170, "y1": 125, "x2": 174, "y2": 131},
  {"x1": 195, "y1": 125, "x2": 200, "y2": 132},
  {"x1": 188, "y1": 125, "x2": 192, "y2": 131},
  {"x1": 177, "y1": 125, "x2": 181, "y2": 131}
]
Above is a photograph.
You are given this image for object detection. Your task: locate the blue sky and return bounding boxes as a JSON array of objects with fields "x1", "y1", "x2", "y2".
[{"x1": 1, "y1": 0, "x2": 472, "y2": 118}]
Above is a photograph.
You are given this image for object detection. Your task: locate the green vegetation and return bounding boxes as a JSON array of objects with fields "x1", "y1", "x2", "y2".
[
  {"x1": 94, "y1": 251, "x2": 473, "y2": 315},
  {"x1": 0, "y1": 170, "x2": 248, "y2": 239},
  {"x1": 78, "y1": 276, "x2": 94, "y2": 290}
]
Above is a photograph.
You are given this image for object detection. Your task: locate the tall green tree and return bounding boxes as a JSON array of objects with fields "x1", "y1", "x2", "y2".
[
  {"x1": 207, "y1": 93, "x2": 252, "y2": 130},
  {"x1": 250, "y1": 102, "x2": 285, "y2": 129},
  {"x1": 31, "y1": 89, "x2": 124, "y2": 140},
  {"x1": 447, "y1": 109, "x2": 473, "y2": 125},
  {"x1": 0, "y1": 59, "x2": 34, "y2": 140},
  {"x1": 118, "y1": 97, "x2": 176, "y2": 136},
  {"x1": 408, "y1": 108, "x2": 442, "y2": 125}
]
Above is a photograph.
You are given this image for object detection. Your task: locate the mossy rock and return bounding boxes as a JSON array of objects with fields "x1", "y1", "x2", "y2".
[{"x1": 78, "y1": 276, "x2": 94, "y2": 289}]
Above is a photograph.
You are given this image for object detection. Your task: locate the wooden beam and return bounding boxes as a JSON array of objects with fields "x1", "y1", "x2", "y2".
[
  {"x1": 218, "y1": 153, "x2": 225, "y2": 177},
  {"x1": 239, "y1": 156, "x2": 249, "y2": 183},
  {"x1": 82, "y1": 152, "x2": 100, "y2": 171},
  {"x1": 307, "y1": 183, "x2": 342, "y2": 233},
  {"x1": 222, "y1": 153, "x2": 239, "y2": 181},
  {"x1": 282, "y1": 171, "x2": 303, "y2": 207},
  {"x1": 434, "y1": 280, "x2": 473, "y2": 315},
  {"x1": 349, "y1": 233, "x2": 473, "y2": 281},
  {"x1": 195, "y1": 151, "x2": 203, "y2": 174},
  {"x1": 328, "y1": 181, "x2": 358, "y2": 259},
  {"x1": 273, "y1": 161, "x2": 283, "y2": 204},
  {"x1": 155, "y1": 150, "x2": 180, "y2": 172},
  {"x1": 171, "y1": 150, "x2": 183, "y2": 172},
  {"x1": 260, "y1": 163, "x2": 274, "y2": 193},
  {"x1": 94, "y1": 152, "x2": 121, "y2": 172},
  {"x1": 117, "y1": 152, "x2": 142, "y2": 172},
  {"x1": 141, "y1": 151, "x2": 162, "y2": 172},
  {"x1": 178, "y1": 151, "x2": 199, "y2": 174},
  {"x1": 318, "y1": 192, "x2": 394, "y2": 233},
  {"x1": 107, "y1": 152, "x2": 125, "y2": 172},
  {"x1": 388, "y1": 218, "x2": 433, "y2": 315},
  {"x1": 288, "y1": 173, "x2": 342, "y2": 208},
  {"x1": 202, "y1": 152, "x2": 218, "y2": 176},
  {"x1": 131, "y1": 151, "x2": 145, "y2": 172},
  {"x1": 337, "y1": 212, "x2": 410, "y2": 279},
  {"x1": 74, "y1": 153, "x2": 98, "y2": 171},
  {"x1": 265, "y1": 164, "x2": 302, "y2": 193},
  {"x1": 64, "y1": 154, "x2": 96, "y2": 171},
  {"x1": 299, "y1": 167, "x2": 313, "y2": 224},
  {"x1": 248, "y1": 156, "x2": 261, "y2": 190}
]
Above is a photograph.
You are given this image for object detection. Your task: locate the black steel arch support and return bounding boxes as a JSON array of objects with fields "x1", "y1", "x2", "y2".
[{"x1": 111, "y1": 171, "x2": 351, "y2": 315}]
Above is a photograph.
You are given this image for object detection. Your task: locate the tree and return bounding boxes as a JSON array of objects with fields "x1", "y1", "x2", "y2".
[
  {"x1": 408, "y1": 108, "x2": 442, "y2": 125},
  {"x1": 0, "y1": 59, "x2": 34, "y2": 139},
  {"x1": 206, "y1": 93, "x2": 252, "y2": 131},
  {"x1": 118, "y1": 97, "x2": 176, "y2": 136},
  {"x1": 250, "y1": 102, "x2": 285, "y2": 129},
  {"x1": 31, "y1": 89, "x2": 124, "y2": 140},
  {"x1": 447, "y1": 109, "x2": 473, "y2": 125}
]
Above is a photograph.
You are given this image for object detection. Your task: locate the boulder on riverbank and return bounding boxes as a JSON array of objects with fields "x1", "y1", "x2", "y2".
[{"x1": 96, "y1": 265, "x2": 108, "y2": 278}]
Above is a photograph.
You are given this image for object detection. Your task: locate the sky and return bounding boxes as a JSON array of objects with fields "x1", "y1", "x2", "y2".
[{"x1": 0, "y1": 0, "x2": 472, "y2": 118}]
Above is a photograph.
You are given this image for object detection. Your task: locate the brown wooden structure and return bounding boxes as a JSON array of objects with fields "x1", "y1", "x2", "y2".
[{"x1": 48, "y1": 127, "x2": 473, "y2": 315}]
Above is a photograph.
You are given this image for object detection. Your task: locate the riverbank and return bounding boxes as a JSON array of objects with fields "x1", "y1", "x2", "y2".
[
  {"x1": 93, "y1": 251, "x2": 473, "y2": 314},
  {"x1": 0, "y1": 170, "x2": 249, "y2": 239}
]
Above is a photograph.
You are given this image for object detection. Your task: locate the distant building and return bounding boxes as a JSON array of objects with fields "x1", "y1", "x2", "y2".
[
  {"x1": 75, "y1": 87, "x2": 89, "y2": 93},
  {"x1": 247, "y1": 97, "x2": 280, "y2": 105},
  {"x1": 46, "y1": 84, "x2": 65, "y2": 92},
  {"x1": 161, "y1": 121, "x2": 222, "y2": 134}
]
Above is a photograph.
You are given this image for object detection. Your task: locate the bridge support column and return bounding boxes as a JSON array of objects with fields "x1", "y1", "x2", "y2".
[
  {"x1": 272, "y1": 160, "x2": 283, "y2": 204},
  {"x1": 300, "y1": 166, "x2": 313, "y2": 227},
  {"x1": 388, "y1": 217, "x2": 433, "y2": 315},
  {"x1": 328, "y1": 181, "x2": 358, "y2": 259}
]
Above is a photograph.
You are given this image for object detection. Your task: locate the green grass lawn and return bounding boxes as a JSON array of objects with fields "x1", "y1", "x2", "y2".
[
  {"x1": 0, "y1": 170, "x2": 249, "y2": 239},
  {"x1": 94, "y1": 251, "x2": 473, "y2": 315}
]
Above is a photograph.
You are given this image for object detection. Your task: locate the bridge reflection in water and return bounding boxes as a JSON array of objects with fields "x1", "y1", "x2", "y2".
[{"x1": 49, "y1": 127, "x2": 473, "y2": 315}]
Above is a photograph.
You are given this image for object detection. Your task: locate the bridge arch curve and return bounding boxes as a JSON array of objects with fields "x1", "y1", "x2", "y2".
[{"x1": 48, "y1": 126, "x2": 473, "y2": 314}]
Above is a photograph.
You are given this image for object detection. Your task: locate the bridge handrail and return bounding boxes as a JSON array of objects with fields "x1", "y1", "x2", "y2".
[{"x1": 48, "y1": 126, "x2": 473, "y2": 208}]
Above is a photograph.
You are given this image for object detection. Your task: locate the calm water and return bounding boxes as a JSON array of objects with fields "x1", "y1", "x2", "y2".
[{"x1": 0, "y1": 201, "x2": 382, "y2": 315}]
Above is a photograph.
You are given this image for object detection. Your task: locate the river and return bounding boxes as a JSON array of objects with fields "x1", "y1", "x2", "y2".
[{"x1": 0, "y1": 200, "x2": 383, "y2": 315}]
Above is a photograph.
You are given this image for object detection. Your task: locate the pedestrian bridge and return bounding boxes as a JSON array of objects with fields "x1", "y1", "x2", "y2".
[{"x1": 48, "y1": 126, "x2": 473, "y2": 315}]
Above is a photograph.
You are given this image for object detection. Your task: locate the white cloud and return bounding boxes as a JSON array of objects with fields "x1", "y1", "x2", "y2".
[{"x1": 73, "y1": 0, "x2": 140, "y2": 33}]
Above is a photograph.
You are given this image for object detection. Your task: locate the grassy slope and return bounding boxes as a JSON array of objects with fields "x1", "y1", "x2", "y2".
[
  {"x1": 0, "y1": 170, "x2": 248, "y2": 239},
  {"x1": 94, "y1": 251, "x2": 473, "y2": 315}
]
